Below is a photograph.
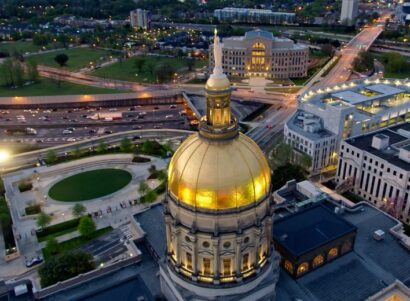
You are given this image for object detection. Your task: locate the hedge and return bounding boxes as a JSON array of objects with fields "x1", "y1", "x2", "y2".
[{"x1": 36, "y1": 218, "x2": 80, "y2": 239}]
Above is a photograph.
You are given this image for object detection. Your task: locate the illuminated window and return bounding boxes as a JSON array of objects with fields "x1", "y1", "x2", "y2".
[
  {"x1": 312, "y1": 255, "x2": 324, "y2": 267},
  {"x1": 284, "y1": 260, "x2": 293, "y2": 273},
  {"x1": 223, "y1": 258, "x2": 231, "y2": 276},
  {"x1": 327, "y1": 247, "x2": 339, "y2": 260},
  {"x1": 203, "y1": 257, "x2": 211, "y2": 275},
  {"x1": 242, "y1": 253, "x2": 249, "y2": 271},
  {"x1": 341, "y1": 240, "x2": 352, "y2": 254},
  {"x1": 297, "y1": 262, "x2": 309, "y2": 275},
  {"x1": 186, "y1": 252, "x2": 192, "y2": 270}
]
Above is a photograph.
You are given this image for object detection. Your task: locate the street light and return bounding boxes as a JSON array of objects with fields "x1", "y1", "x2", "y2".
[{"x1": 0, "y1": 150, "x2": 10, "y2": 162}]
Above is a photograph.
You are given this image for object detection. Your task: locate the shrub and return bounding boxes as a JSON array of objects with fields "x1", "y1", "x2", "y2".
[
  {"x1": 18, "y1": 181, "x2": 33, "y2": 192},
  {"x1": 36, "y1": 218, "x2": 80, "y2": 239},
  {"x1": 25, "y1": 204, "x2": 41, "y2": 215},
  {"x1": 132, "y1": 156, "x2": 151, "y2": 163}
]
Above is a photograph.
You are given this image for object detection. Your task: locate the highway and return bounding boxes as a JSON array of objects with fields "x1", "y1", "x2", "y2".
[{"x1": 0, "y1": 129, "x2": 193, "y2": 171}]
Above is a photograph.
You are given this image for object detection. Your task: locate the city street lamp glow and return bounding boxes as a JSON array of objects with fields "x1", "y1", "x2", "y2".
[{"x1": 0, "y1": 150, "x2": 10, "y2": 162}]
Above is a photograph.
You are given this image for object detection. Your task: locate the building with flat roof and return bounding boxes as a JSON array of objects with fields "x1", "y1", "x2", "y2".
[
  {"x1": 285, "y1": 78, "x2": 410, "y2": 174},
  {"x1": 335, "y1": 122, "x2": 410, "y2": 226},
  {"x1": 340, "y1": 0, "x2": 358, "y2": 25},
  {"x1": 273, "y1": 204, "x2": 357, "y2": 278},
  {"x1": 209, "y1": 29, "x2": 309, "y2": 79},
  {"x1": 130, "y1": 9, "x2": 150, "y2": 29},
  {"x1": 214, "y1": 7, "x2": 295, "y2": 25}
]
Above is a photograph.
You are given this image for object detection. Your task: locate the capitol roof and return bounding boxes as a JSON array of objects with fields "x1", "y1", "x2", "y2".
[{"x1": 245, "y1": 29, "x2": 274, "y2": 40}]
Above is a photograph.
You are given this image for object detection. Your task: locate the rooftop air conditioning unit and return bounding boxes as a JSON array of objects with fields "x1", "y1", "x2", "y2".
[{"x1": 373, "y1": 229, "x2": 385, "y2": 241}]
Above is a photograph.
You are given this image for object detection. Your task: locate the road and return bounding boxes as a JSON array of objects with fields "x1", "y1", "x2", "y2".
[{"x1": 0, "y1": 129, "x2": 193, "y2": 172}]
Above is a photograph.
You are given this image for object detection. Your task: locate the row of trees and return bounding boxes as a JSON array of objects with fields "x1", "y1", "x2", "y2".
[{"x1": 0, "y1": 58, "x2": 39, "y2": 87}]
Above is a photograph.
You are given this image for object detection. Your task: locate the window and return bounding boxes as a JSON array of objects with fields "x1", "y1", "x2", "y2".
[
  {"x1": 186, "y1": 252, "x2": 192, "y2": 270},
  {"x1": 297, "y1": 262, "x2": 309, "y2": 275},
  {"x1": 341, "y1": 240, "x2": 352, "y2": 254},
  {"x1": 327, "y1": 248, "x2": 339, "y2": 260},
  {"x1": 312, "y1": 255, "x2": 324, "y2": 267},
  {"x1": 202, "y1": 241, "x2": 210, "y2": 248},
  {"x1": 203, "y1": 258, "x2": 211, "y2": 275},
  {"x1": 242, "y1": 253, "x2": 249, "y2": 271},
  {"x1": 284, "y1": 260, "x2": 293, "y2": 273},
  {"x1": 223, "y1": 258, "x2": 231, "y2": 276}
]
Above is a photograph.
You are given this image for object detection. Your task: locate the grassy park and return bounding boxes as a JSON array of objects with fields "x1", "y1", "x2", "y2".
[
  {"x1": 91, "y1": 55, "x2": 206, "y2": 83},
  {"x1": 48, "y1": 169, "x2": 132, "y2": 202},
  {"x1": 0, "y1": 78, "x2": 121, "y2": 97},
  {"x1": 30, "y1": 47, "x2": 118, "y2": 71},
  {"x1": 0, "y1": 41, "x2": 43, "y2": 55}
]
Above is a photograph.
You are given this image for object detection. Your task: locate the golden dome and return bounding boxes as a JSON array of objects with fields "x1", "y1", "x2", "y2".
[
  {"x1": 205, "y1": 75, "x2": 231, "y2": 91},
  {"x1": 167, "y1": 132, "x2": 271, "y2": 210}
]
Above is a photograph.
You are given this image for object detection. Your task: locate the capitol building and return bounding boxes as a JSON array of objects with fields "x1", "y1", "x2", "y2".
[
  {"x1": 160, "y1": 30, "x2": 280, "y2": 300},
  {"x1": 209, "y1": 30, "x2": 309, "y2": 79}
]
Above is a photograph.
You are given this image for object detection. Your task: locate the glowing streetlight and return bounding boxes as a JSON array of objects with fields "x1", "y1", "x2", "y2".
[{"x1": 0, "y1": 150, "x2": 10, "y2": 162}]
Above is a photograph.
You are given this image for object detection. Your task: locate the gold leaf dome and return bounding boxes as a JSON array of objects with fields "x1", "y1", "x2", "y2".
[
  {"x1": 167, "y1": 132, "x2": 271, "y2": 210},
  {"x1": 205, "y1": 75, "x2": 231, "y2": 91}
]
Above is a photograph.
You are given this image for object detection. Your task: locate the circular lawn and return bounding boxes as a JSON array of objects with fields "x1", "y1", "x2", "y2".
[{"x1": 48, "y1": 169, "x2": 132, "y2": 202}]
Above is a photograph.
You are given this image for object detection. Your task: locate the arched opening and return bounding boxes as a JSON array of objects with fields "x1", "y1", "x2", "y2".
[
  {"x1": 250, "y1": 42, "x2": 267, "y2": 74},
  {"x1": 297, "y1": 262, "x2": 309, "y2": 275},
  {"x1": 327, "y1": 247, "x2": 339, "y2": 260},
  {"x1": 341, "y1": 240, "x2": 352, "y2": 254},
  {"x1": 284, "y1": 260, "x2": 294, "y2": 274},
  {"x1": 312, "y1": 255, "x2": 324, "y2": 268}
]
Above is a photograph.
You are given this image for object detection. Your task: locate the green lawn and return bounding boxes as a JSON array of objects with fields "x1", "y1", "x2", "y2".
[
  {"x1": 30, "y1": 47, "x2": 117, "y2": 71},
  {"x1": 42, "y1": 226, "x2": 113, "y2": 260},
  {"x1": 382, "y1": 71, "x2": 410, "y2": 79},
  {"x1": 91, "y1": 55, "x2": 206, "y2": 83},
  {"x1": 48, "y1": 169, "x2": 132, "y2": 202},
  {"x1": 0, "y1": 78, "x2": 122, "y2": 97},
  {"x1": 0, "y1": 41, "x2": 41, "y2": 55}
]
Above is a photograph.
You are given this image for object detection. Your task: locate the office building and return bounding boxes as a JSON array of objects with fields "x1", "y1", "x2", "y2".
[
  {"x1": 130, "y1": 9, "x2": 149, "y2": 29},
  {"x1": 214, "y1": 7, "x2": 295, "y2": 25},
  {"x1": 285, "y1": 78, "x2": 410, "y2": 174},
  {"x1": 340, "y1": 0, "x2": 359, "y2": 26}
]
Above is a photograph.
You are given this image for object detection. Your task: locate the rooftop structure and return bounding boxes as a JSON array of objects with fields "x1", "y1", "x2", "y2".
[
  {"x1": 285, "y1": 78, "x2": 410, "y2": 173},
  {"x1": 340, "y1": 0, "x2": 359, "y2": 25},
  {"x1": 209, "y1": 29, "x2": 309, "y2": 79},
  {"x1": 273, "y1": 205, "x2": 357, "y2": 278}
]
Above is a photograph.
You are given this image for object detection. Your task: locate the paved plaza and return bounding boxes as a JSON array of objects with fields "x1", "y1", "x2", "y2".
[{"x1": 0, "y1": 153, "x2": 168, "y2": 283}]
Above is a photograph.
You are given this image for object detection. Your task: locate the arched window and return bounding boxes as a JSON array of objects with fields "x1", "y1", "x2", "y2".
[
  {"x1": 327, "y1": 247, "x2": 339, "y2": 260},
  {"x1": 341, "y1": 240, "x2": 352, "y2": 254},
  {"x1": 252, "y1": 42, "x2": 265, "y2": 49},
  {"x1": 297, "y1": 262, "x2": 309, "y2": 275},
  {"x1": 242, "y1": 253, "x2": 250, "y2": 271},
  {"x1": 202, "y1": 257, "x2": 211, "y2": 275},
  {"x1": 312, "y1": 255, "x2": 324, "y2": 267},
  {"x1": 284, "y1": 260, "x2": 293, "y2": 273}
]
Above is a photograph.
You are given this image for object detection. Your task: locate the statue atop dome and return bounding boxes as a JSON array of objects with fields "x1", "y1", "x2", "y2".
[{"x1": 212, "y1": 29, "x2": 223, "y2": 76}]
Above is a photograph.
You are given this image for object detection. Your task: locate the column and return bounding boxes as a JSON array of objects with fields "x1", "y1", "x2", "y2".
[
  {"x1": 191, "y1": 236, "x2": 198, "y2": 281},
  {"x1": 253, "y1": 231, "x2": 261, "y2": 272},
  {"x1": 212, "y1": 238, "x2": 220, "y2": 284},
  {"x1": 172, "y1": 228, "x2": 181, "y2": 271},
  {"x1": 235, "y1": 236, "x2": 242, "y2": 282}
]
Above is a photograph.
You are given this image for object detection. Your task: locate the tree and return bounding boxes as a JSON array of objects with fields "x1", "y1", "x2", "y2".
[
  {"x1": 37, "y1": 212, "x2": 52, "y2": 229},
  {"x1": 10, "y1": 60, "x2": 24, "y2": 87},
  {"x1": 187, "y1": 59, "x2": 195, "y2": 71},
  {"x1": 134, "y1": 57, "x2": 145, "y2": 73},
  {"x1": 271, "y1": 163, "x2": 307, "y2": 191},
  {"x1": 120, "y1": 137, "x2": 133, "y2": 152},
  {"x1": 54, "y1": 53, "x2": 69, "y2": 67},
  {"x1": 39, "y1": 252, "x2": 95, "y2": 287},
  {"x1": 154, "y1": 62, "x2": 176, "y2": 83},
  {"x1": 70, "y1": 148, "x2": 83, "y2": 159},
  {"x1": 45, "y1": 150, "x2": 58, "y2": 164},
  {"x1": 96, "y1": 141, "x2": 107, "y2": 153},
  {"x1": 45, "y1": 237, "x2": 60, "y2": 255},
  {"x1": 57, "y1": 34, "x2": 70, "y2": 48},
  {"x1": 72, "y1": 203, "x2": 86, "y2": 218},
  {"x1": 138, "y1": 181, "x2": 150, "y2": 196},
  {"x1": 353, "y1": 51, "x2": 374, "y2": 72},
  {"x1": 26, "y1": 59, "x2": 39, "y2": 82},
  {"x1": 0, "y1": 59, "x2": 14, "y2": 87},
  {"x1": 272, "y1": 141, "x2": 292, "y2": 165},
  {"x1": 78, "y1": 216, "x2": 96, "y2": 239},
  {"x1": 381, "y1": 52, "x2": 408, "y2": 74},
  {"x1": 320, "y1": 44, "x2": 334, "y2": 57},
  {"x1": 142, "y1": 189, "x2": 157, "y2": 203},
  {"x1": 148, "y1": 164, "x2": 157, "y2": 175}
]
